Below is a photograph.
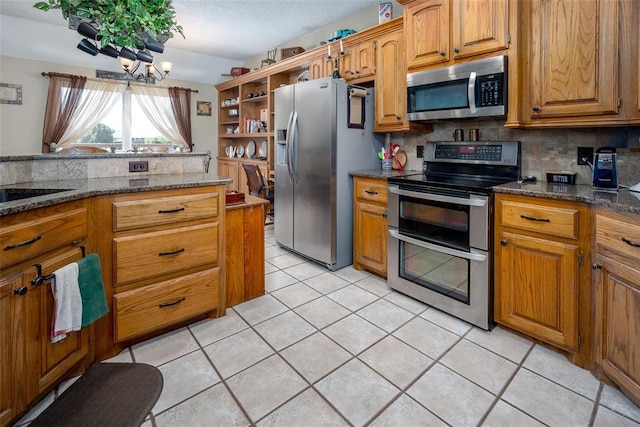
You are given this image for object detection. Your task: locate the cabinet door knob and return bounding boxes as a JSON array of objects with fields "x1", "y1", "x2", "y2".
[
  {"x1": 500, "y1": 239, "x2": 508, "y2": 246},
  {"x1": 382, "y1": 212, "x2": 388, "y2": 218},
  {"x1": 396, "y1": 116, "x2": 402, "y2": 120},
  {"x1": 592, "y1": 263, "x2": 602, "y2": 270},
  {"x1": 439, "y1": 51, "x2": 446, "y2": 56},
  {"x1": 532, "y1": 106, "x2": 540, "y2": 112},
  {"x1": 453, "y1": 47, "x2": 460, "y2": 53},
  {"x1": 13, "y1": 287, "x2": 28, "y2": 296}
]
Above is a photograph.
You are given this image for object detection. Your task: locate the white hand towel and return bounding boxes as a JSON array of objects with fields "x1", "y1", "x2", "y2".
[{"x1": 51, "y1": 262, "x2": 82, "y2": 343}]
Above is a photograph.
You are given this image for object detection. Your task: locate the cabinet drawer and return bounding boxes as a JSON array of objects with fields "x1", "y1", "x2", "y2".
[
  {"x1": 114, "y1": 268, "x2": 220, "y2": 342},
  {"x1": 1, "y1": 204, "x2": 87, "y2": 269},
  {"x1": 113, "y1": 223, "x2": 219, "y2": 286},
  {"x1": 499, "y1": 200, "x2": 578, "y2": 239},
  {"x1": 355, "y1": 178, "x2": 388, "y2": 204},
  {"x1": 113, "y1": 193, "x2": 219, "y2": 231},
  {"x1": 596, "y1": 214, "x2": 640, "y2": 261}
]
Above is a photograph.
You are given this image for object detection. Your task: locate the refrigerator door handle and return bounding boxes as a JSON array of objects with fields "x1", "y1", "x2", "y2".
[
  {"x1": 290, "y1": 111, "x2": 299, "y2": 183},
  {"x1": 285, "y1": 111, "x2": 294, "y2": 182}
]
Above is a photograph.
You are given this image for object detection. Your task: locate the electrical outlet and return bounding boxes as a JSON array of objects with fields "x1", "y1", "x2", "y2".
[
  {"x1": 577, "y1": 147, "x2": 594, "y2": 165},
  {"x1": 129, "y1": 161, "x2": 149, "y2": 172},
  {"x1": 417, "y1": 145, "x2": 424, "y2": 158}
]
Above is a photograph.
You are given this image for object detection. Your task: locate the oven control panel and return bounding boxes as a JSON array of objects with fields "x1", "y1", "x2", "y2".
[{"x1": 434, "y1": 144, "x2": 503, "y2": 161}]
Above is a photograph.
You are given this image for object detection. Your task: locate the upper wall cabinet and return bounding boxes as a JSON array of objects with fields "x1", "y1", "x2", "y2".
[
  {"x1": 340, "y1": 39, "x2": 376, "y2": 81},
  {"x1": 527, "y1": 0, "x2": 618, "y2": 120},
  {"x1": 510, "y1": 0, "x2": 639, "y2": 127},
  {"x1": 400, "y1": 0, "x2": 509, "y2": 71}
]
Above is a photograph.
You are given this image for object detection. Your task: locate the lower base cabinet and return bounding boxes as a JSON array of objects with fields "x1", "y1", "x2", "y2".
[
  {"x1": 494, "y1": 193, "x2": 592, "y2": 368},
  {"x1": 593, "y1": 209, "x2": 640, "y2": 405},
  {"x1": 353, "y1": 177, "x2": 388, "y2": 277},
  {"x1": 225, "y1": 196, "x2": 266, "y2": 307},
  {"x1": 0, "y1": 200, "x2": 90, "y2": 427},
  {"x1": 0, "y1": 246, "x2": 89, "y2": 427}
]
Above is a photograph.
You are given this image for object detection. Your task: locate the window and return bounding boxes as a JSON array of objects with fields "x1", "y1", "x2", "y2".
[
  {"x1": 72, "y1": 91, "x2": 171, "y2": 152},
  {"x1": 42, "y1": 74, "x2": 192, "y2": 154}
]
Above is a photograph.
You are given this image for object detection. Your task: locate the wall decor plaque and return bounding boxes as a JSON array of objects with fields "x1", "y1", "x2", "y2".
[{"x1": 0, "y1": 83, "x2": 22, "y2": 105}]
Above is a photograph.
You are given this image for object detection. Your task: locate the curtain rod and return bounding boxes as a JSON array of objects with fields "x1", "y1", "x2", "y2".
[{"x1": 42, "y1": 72, "x2": 200, "y2": 93}]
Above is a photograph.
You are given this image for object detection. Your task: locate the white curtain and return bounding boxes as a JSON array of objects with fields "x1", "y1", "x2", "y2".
[
  {"x1": 130, "y1": 84, "x2": 188, "y2": 148},
  {"x1": 58, "y1": 80, "x2": 126, "y2": 146}
]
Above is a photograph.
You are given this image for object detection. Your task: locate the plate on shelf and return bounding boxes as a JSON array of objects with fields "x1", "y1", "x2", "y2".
[
  {"x1": 246, "y1": 140, "x2": 256, "y2": 158},
  {"x1": 258, "y1": 140, "x2": 267, "y2": 158},
  {"x1": 225, "y1": 146, "x2": 236, "y2": 157},
  {"x1": 236, "y1": 145, "x2": 245, "y2": 158}
]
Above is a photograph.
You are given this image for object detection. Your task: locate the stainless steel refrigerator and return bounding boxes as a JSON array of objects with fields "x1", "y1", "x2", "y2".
[{"x1": 274, "y1": 77, "x2": 381, "y2": 270}]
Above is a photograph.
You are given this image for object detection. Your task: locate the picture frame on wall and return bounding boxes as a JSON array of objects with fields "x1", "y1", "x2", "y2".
[
  {"x1": 0, "y1": 83, "x2": 22, "y2": 105},
  {"x1": 197, "y1": 101, "x2": 212, "y2": 116}
]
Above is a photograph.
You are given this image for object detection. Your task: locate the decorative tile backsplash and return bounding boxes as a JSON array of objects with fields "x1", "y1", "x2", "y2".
[
  {"x1": 393, "y1": 120, "x2": 640, "y2": 186},
  {"x1": 0, "y1": 153, "x2": 211, "y2": 186}
]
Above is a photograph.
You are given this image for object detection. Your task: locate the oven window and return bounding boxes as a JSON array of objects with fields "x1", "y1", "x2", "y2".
[
  {"x1": 400, "y1": 240, "x2": 470, "y2": 304},
  {"x1": 399, "y1": 197, "x2": 469, "y2": 249}
]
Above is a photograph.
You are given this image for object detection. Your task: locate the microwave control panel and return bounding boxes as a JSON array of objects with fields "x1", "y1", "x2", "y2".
[{"x1": 476, "y1": 74, "x2": 504, "y2": 107}]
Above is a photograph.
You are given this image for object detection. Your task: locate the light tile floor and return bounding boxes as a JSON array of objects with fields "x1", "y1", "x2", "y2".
[{"x1": 14, "y1": 225, "x2": 640, "y2": 427}]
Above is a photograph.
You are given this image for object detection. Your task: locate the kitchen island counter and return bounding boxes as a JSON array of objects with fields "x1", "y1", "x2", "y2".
[{"x1": 0, "y1": 173, "x2": 231, "y2": 216}]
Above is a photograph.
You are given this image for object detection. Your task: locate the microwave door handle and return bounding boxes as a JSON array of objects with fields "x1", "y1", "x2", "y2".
[
  {"x1": 468, "y1": 71, "x2": 477, "y2": 114},
  {"x1": 388, "y1": 186, "x2": 487, "y2": 207},
  {"x1": 389, "y1": 229, "x2": 487, "y2": 262}
]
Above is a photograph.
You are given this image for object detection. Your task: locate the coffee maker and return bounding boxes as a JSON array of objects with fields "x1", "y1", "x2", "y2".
[{"x1": 592, "y1": 147, "x2": 618, "y2": 189}]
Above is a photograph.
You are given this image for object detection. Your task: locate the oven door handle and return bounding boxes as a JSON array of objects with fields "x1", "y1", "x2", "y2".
[
  {"x1": 388, "y1": 229, "x2": 487, "y2": 262},
  {"x1": 388, "y1": 187, "x2": 487, "y2": 207}
]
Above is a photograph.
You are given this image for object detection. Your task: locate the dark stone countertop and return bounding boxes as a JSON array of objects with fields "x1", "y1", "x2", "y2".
[
  {"x1": 350, "y1": 169, "x2": 422, "y2": 179},
  {"x1": 349, "y1": 170, "x2": 640, "y2": 216},
  {"x1": 492, "y1": 182, "x2": 640, "y2": 216},
  {"x1": 0, "y1": 173, "x2": 232, "y2": 217}
]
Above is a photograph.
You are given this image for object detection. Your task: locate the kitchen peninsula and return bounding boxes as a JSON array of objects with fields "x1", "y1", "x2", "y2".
[{"x1": 0, "y1": 153, "x2": 232, "y2": 424}]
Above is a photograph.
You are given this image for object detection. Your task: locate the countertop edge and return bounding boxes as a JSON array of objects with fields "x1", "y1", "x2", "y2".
[{"x1": 1, "y1": 175, "x2": 232, "y2": 217}]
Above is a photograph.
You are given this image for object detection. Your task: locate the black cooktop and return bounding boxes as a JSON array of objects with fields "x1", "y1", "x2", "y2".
[
  {"x1": 388, "y1": 141, "x2": 521, "y2": 194},
  {"x1": 389, "y1": 172, "x2": 517, "y2": 192}
]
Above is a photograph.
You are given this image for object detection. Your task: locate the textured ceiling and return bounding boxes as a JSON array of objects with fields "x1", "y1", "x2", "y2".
[{"x1": 0, "y1": 0, "x2": 382, "y2": 61}]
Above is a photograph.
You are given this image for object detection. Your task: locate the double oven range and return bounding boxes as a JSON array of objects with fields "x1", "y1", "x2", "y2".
[{"x1": 387, "y1": 141, "x2": 520, "y2": 330}]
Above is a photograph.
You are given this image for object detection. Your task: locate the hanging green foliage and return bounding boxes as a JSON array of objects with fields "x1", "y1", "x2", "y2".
[{"x1": 33, "y1": 0, "x2": 184, "y2": 50}]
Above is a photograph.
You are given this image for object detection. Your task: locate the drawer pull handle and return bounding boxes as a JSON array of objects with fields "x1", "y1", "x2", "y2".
[
  {"x1": 4, "y1": 235, "x2": 42, "y2": 251},
  {"x1": 159, "y1": 248, "x2": 185, "y2": 257},
  {"x1": 520, "y1": 214, "x2": 550, "y2": 222},
  {"x1": 365, "y1": 190, "x2": 379, "y2": 195},
  {"x1": 158, "y1": 207, "x2": 185, "y2": 214},
  {"x1": 621, "y1": 237, "x2": 640, "y2": 248},
  {"x1": 159, "y1": 297, "x2": 186, "y2": 308}
]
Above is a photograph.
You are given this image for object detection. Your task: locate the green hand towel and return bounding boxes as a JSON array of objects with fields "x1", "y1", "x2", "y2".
[{"x1": 77, "y1": 253, "x2": 109, "y2": 327}]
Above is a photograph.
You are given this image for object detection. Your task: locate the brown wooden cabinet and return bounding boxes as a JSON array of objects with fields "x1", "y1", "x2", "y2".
[
  {"x1": 353, "y1": 177, "x2": 388, "y2": 277},
  {"x1": 340, "y1": 39, "x2": 375, "y2": 81},
  {"x1": 309, "y1": 55, "x2": 334, "y2": 80},
  {"x1": 527, "y1": 0, "x2": 618, "y2": 120},
  {"x1": 374, "y1": 29, "x2": 406, "y2": 131},
  {"x1": 373, "y1": 20, "x2": 433, "y2": 133},
  {"x1": 225, "y1": 196, "x2": 267, "y2": 307},
  {"x1": 92, "y1": 186, "x2": 225, "y2": 348},
  {"x1": 0, "y1": 201, "x2": 90, "y2": 427},
  {"x1": 511, "y1": 0, "x2": 639, "y2": 127},
  {"x1": 593, "y1": 209, "x2": 640, "y2": 405},
  {"x1": 494, "y1": 193, "x2": 592, "y2": 367},
  {"x1": 400, "y1": 0, "x2": 509, "y2": 71}
]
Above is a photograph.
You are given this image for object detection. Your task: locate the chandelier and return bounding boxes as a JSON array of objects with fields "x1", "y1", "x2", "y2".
[{"x1": 76, "y1": 21, "x2": 172, "y2": 83}]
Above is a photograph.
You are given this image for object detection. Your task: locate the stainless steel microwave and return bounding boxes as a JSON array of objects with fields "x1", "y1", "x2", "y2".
[{"x1": 407, "y1": 55, "x2": 507, "y2": 121}]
